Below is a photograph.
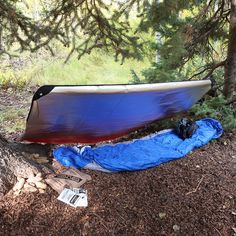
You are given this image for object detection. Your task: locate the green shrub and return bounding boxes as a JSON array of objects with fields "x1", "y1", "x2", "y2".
[
  {"x1": 190, "y1": 96, "x2": 236, "y2": 131},
  {"x1": 0, "y1": 69, "x2": 28, "y2": 89}
]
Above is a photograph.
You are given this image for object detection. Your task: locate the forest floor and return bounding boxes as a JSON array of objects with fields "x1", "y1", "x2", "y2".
[{"x1": 0, "y1": 88, "x2": 235, "y2": 236}]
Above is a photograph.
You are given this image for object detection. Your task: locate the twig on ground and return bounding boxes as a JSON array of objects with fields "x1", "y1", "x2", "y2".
[
  {"x1": 186, "y1": 176, "x2": 204, "y2": 195},
  {"x1": 210, "y1": 223, "x2": 223, "y2": 236},
  {"x1": 89, "y1": 212, "x2": 109, "y2": 231}
]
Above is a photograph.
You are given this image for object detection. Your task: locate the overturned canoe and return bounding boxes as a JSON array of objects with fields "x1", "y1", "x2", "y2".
[{"x1": 21, "y1": 80, "x2": 211, "y2": 144}]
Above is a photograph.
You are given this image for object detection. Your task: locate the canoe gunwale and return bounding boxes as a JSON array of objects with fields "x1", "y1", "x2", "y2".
[{"x1": 32, "y1": 80, "x2": 212, "y2": 101}]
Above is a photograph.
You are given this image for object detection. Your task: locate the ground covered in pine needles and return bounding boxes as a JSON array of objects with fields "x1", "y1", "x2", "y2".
[{"x1": 0, "y1": 88, "x2": 235, "y2": 236}]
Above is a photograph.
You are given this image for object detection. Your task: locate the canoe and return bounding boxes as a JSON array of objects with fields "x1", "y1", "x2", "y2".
[{"x1": 21, "y1": 80, "x2": 211, "y2": 144}]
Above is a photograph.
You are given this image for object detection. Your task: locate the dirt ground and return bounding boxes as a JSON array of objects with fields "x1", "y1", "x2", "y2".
[{"x1": 0, "y1": 88, "x2": 235, "y2": 236}]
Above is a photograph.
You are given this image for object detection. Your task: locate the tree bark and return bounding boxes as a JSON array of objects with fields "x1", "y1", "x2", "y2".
[
  {"x1": 224, "y1": 0, "x2": 236, "y2": 100},
  {"x1": 0, "y1": 135, "x2": 51, "y2": 198}
]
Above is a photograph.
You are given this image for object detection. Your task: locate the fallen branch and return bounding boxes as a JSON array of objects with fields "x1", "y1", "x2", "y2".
[{"x1": 186, "y1": 176, "x2": 204, "y2": 195}]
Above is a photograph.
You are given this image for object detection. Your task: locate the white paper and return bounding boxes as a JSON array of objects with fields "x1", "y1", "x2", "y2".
[{"x1": 57, "y1": 188, "x2": 88, "y2": 207}]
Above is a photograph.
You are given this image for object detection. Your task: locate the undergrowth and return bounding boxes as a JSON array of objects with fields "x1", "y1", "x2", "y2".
[
  {"x1": 0, "y1": 107, "x2": 27, "y2": 135},
  {"x1": 0, "y1": 49, "x2": 148, "y2": 88},
  {"x1": 0, "y1": 69, "x2": 29, "y2": 89},
  {"x1": 190, "y1": 96, "x2": 236, "y2": 131}
]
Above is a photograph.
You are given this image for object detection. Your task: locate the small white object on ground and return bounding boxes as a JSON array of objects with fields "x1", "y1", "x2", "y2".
[
  {"x1": 24, "y1": 183, "x2": 38, "y2": 192},
  {"x1": 57, "y1": 188, "x2": 88, "y2": 208},
  {"x1": 173, "y1": 224, "x2": 180, "y2": 232},
  {"x1": 27, "y1": 175, "x2": 43, "y2": 184},
  {"x1": 33, "y1": 153, "x2": 40, "y2": 158},
  {"x1": 17, "y1": 176, "x2": 24, "y2": 181},
  {"x1": 158, "y1": 212, "x2": 166, "y2": 219},
  {"x1": 13, "y1": 178, "x2": 25, "y2": 191},
  {"x1": 35, "y1": 157, "x2": 49, "y2": 164},
  {"x1": 35, "y1": 181, "x2": 47, "y2": 190},
  {"x1": 36, "y1": 172, "x2": 43, "y2": 178},
  {"x1": 12, "y1": 173, "x2": 47, "y2": 195},
  {"x1": 38, "y1": 189, "x2": 45, "y2": 194}
]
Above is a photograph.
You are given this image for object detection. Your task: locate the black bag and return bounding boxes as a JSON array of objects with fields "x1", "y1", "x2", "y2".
[{"x1": 175, "y1": 118, "x2": 198, "y2": 140}]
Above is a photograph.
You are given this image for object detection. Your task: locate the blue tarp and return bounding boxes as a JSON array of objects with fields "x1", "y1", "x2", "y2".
[{"x1": 53, "y1": 118, "x2": 223, "y2": 172}]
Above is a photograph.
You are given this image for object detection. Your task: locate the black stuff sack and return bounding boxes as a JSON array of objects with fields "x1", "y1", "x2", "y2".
[{"x1": 175, "y1": 118, "x2": 198, "y2": 140}]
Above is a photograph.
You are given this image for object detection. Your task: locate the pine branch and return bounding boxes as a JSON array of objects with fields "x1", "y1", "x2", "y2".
[
  {"x1": 188, "y1": 60, "x2": 226, "y2": 80},
  {"x1": 0, "y1": 0, "x2": 143, "y2": 61}
]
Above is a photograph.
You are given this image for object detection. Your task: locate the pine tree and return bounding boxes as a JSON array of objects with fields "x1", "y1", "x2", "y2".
[
  {"x1": 137, "y1": 0, "x2": 235, "y2": 100},
  {"x1": 0, "y1": 0, "x2": 235, "y2": 99}
]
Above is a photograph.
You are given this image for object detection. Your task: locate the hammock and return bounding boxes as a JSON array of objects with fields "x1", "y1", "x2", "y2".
[{"x1": 21, "y1": 80, "x2": 211, "y2": 144}]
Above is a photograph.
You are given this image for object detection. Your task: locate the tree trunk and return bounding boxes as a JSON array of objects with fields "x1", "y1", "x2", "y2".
[
  {"x1": 224, "y1": 0, "x2": 236, "y2": 100},
  {"x1": 0, "y1": 135, "x2": 51, "y2": 198}
]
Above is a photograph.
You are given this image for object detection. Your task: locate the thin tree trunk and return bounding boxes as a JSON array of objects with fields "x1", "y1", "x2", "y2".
[{"x1": 224, "y1": 0, "x2": 236, "y2": 100}]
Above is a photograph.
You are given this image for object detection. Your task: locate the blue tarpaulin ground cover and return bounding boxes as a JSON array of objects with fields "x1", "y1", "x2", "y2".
[{"x1": 53, "y1": 118, "x2": 223, "y2": 172}]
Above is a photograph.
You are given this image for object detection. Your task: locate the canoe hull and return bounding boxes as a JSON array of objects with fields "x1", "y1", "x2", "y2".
[{"x1": 21, "y1": 80, "x2": 211, "y2": 144}]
